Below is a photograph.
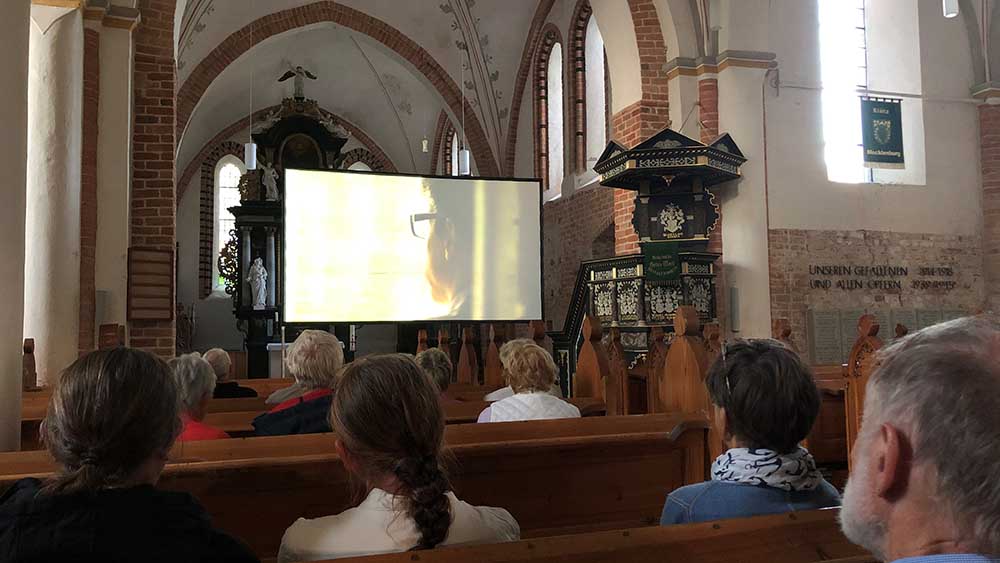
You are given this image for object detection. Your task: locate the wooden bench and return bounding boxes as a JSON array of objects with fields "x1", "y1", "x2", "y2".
[
  {"x1": 0, "y1": 412, "x2": 708, "y2": 557},
  {"x1": 323, "y1": 508, "x2": 868, "y2": 563}
]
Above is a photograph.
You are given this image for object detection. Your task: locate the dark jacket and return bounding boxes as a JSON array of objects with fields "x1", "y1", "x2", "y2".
[
  {"x1": 0, "y1": 478, "x2": 258, "y2": 563},
  {"x1": 213, "y1": 381, "x2": 258, "y2": 399},
  {"x1": 251, "y1": 392, "x2": 333, "y2": 436}
]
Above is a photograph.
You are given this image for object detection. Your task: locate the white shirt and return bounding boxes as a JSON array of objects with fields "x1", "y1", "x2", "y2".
[
  {"x1": 483, "y1": 384, "x2": 562, "y2": 402},
  {"x1": 278, "y1": 488, "x2": 520, "y2": 562},
  {"x1": 484, "y1": 392, "x2": 581, "y2": 423}
]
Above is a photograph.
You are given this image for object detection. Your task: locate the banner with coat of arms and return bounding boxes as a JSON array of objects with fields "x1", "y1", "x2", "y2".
[{"x1": 861, "y1": 97, "x2": 904, "y2": 169}]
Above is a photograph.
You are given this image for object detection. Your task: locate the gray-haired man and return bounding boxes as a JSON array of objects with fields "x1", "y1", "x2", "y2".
[{"x1": 840, "y1": 316, "x2": 1000, "y2": 562}]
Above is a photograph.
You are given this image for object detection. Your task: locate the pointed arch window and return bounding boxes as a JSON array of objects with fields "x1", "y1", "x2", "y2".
[
  {"x1": 535, "y1": 27, "x2": 565, "y2": 200},
  {"x1": 213, "y1": 156, "x2": 245, "y2": 292}
]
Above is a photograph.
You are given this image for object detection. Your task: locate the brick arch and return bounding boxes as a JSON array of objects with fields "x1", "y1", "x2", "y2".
[
  {"x1": 176, "y1": 2, "x2": 499, "y2": 176},
  {"x1": 569, "y1": 0, "x2": 594, "y2": 174},
  {"x1": 198, "y1": 141, "x2": 243, "y2": 299},
  {"x1": 503, "y1": 0, "x2": 557, "y2": 175},
  {"x1": 533, "y1": 24, "x2": 563, "y2": 192},
  {"x1": 178, "y1": 105, "x2": 396, "y2": 200},
  {"x1": 442, "y1": 124, "x2": 458, "y2": 176},
  {"x1": 340, "y1": 148, "x2": 394, "y2": 173},
  {"x1": 428, "y1": 110, "x2": 451, "y2": 175}
]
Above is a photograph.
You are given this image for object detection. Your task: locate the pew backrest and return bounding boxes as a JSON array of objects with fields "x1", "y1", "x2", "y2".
[{"x1": 322, "y1": 508, "x2": 866, "y2": 563}]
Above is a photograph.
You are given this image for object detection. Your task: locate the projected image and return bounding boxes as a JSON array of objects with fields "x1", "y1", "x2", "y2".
[{"x1": 284, "y1": 169, "x2": 542, "y2": 323}]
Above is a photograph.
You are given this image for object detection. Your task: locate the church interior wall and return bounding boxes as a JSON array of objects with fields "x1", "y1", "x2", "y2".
[{"x1": 760, "y1": 0, "x2": 985, "y2": 346}]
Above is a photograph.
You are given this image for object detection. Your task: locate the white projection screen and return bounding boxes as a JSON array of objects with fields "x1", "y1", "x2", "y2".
[{"x1": 284, "y1": 169, "x2": 542, "y2": 323}]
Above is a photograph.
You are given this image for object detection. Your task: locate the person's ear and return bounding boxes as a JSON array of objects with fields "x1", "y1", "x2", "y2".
[{"x1": 872, "y1": 423, "x2": 911, "y2": 501}]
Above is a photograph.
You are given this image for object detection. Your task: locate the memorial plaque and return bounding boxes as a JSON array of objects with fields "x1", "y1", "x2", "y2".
[
  {"x1": 891, "y1": 309, "x2": 917, "y2": 334},
  {"x1": 840, "y1": 309, "x2": 866, "y2": 363},
  {"x1": 809, "y1": 310, "x2": 844, "y2": 365},
  {"x1": 939, "y1": 309, "x2": 966, "y2": 322},
  {"x1": 916, "y1": 309, "x2": 943, "y2": 330}
]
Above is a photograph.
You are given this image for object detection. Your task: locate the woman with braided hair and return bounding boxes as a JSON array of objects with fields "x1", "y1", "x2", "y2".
[
  {"x1": 0, "y1": 347, "x2": 257, "y2": 562},
  {"x1": 278, "y1": 354, "x2": 519, "y2": 561}
]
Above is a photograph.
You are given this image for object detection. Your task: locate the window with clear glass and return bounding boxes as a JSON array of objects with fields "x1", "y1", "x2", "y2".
[
  {"x1": 547, "y1": 43, "x2": 565, "y2": 196},
  {"x1": 450, "y1": 131, "x2": 460, "y2": 176},
  {"x1": 585, "y1": 18, "x2": 607, "y2": 170}
]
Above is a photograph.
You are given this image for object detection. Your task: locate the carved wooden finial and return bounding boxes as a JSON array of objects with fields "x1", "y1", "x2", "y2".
[
  {"x1": 858, "y1": 314, "x2": 880, "y2": 338},
  {"x1": 484, "y1": 325, "x2": 503, "y2": 389},
  {"x1": 674, "y1": 306, "x2": 700, "y2": 336},
  {"x1": 416, "y1": 329, "x2": 429, "y2": 354},
  {"x1": 583, "y1": 315, "x2": 601, "y2": 341},
  {"x1": 606, "y1": 327, "x2": 628, "y2": 415},
  {"x1": 456, "y1": 327, "x2": 479, "y2": 385},
  {"x1": 530, "y1": 320, "x2": 546, "y2": 343},
  {"x1": 22, "y1": 338, "x2": 36, "y2": 391},
  {"x1": 575, "y1": 315, "x2": 610, "y2": 399},
  {"x1": 894, "y1": 323, "x2": 909, "y2": 339},
  {"x1": 437, "y1": 328, "x2": 450, "y2": 351}
]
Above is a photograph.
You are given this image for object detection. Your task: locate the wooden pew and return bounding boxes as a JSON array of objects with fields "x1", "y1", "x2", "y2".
[
  {"x1": 0, "y1": 412, "x2": 709, "y2": 558},
  {"x1": 844, "y1": 315, "x2": 882, "y2": 471},
  {"x1": 323, "y1": 509, "x2": 868, "y2": 563},
  {"x1": 575, "y1": 315, "x2": 610, "y2": 398}
]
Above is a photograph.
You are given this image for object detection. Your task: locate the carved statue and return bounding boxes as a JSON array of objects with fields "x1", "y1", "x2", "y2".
[
  {"x1": 278, "y1": 65, "x2": 317, "y2": 100},
  {"x1": 261, "y1": 162, "x2": 280, "y2": 201},
  {"x1": 248, "y1": 257, "x2": 267, "y2": 310}
]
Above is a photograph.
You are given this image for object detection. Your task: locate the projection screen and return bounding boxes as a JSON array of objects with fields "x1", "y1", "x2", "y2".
[{"x1": 283, "y1": 169, "x2": 542, "y2": 323}]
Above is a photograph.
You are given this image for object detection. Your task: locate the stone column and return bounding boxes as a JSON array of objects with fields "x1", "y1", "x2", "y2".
[
  {"x1": 241, "y1": 227, "x2": 252, "y2": 307},
  {"x1": 265, "y1": 227, "x2": 276, "y2": 307},
  {"x1": 717, "y1": 65, "x2": 772, "y2": 338},
  {"x1": 0, "y1": 0, "x2": 30, "y2": 451},
  {"x1": 24, "y1": 7, "x2": 84, "y2": 385}
]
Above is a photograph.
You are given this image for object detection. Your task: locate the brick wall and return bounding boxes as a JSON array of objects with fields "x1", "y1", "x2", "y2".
[
  {"x1": 79, "y1": 28, "x2": 100, "y2": 355},
  {"x1": 769, "y1": 229, "x2": 984, "y2": 362},
  {"x1": 981, "y1": 104, "x2": 1000, "y2": 311},
  {"x1": 130, "y1": 0, "x2": 177, "y2": 357},
  {"x1": 542, "y1": 187, "x2": 615, "y2": 330}
]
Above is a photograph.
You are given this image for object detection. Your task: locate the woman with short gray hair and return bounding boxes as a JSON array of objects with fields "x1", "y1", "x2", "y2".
[{"x1": 169, "y1": 352, "x2": 230, "y2": 442}]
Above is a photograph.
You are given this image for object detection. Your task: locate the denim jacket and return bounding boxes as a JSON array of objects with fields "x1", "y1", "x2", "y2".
[{"x1": 660, "y1": 479, "x2": 841, "y2": 525}]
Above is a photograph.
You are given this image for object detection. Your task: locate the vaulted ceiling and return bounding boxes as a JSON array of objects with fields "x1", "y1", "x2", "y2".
[{"x1": 174, "y1": 0, "x2": 546, "y2": 178}]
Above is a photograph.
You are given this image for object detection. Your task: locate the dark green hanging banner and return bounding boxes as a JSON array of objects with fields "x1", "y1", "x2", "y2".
[
  {"x1": 861, "y1": 97, "x2": 904, "y2": 169},
  {"x1": 643, "y1": 242, "x2": 681, "y2": 282}
]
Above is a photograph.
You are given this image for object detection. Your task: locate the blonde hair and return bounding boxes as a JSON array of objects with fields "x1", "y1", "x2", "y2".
[
  {"x1": 202, "y1": 348, "x2": 231, "y2": 380},
  {"x1": 287, "y1": 330, "x2": 344, "y2": 390},
  {"x1": 500, "y1": 340, "x2": 558, "y2": 393},
  {"x1": 167, "y1": 353, "x2": 217, "y2": 413}
]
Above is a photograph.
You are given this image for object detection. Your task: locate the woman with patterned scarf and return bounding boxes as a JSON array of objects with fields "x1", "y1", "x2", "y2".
[{"x1": 660, "y1": 339, "x2": 841, "y2": 525}]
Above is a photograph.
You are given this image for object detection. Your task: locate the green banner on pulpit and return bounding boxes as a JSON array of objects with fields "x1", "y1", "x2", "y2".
[
  {"x1": 643, "y1": 242, "x2": 680, "y2": 281},
  {"x1": 861, "y1": 97, "x2": 904, "y2": 169}
]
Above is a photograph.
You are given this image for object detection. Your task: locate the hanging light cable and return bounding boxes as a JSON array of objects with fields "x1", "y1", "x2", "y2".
[
  {"x1": 245, "y1": 3, "x2": 258, "y2": 170},
  {"x1": 458, "y1": 50, "x2": 471, "y2": 176}
]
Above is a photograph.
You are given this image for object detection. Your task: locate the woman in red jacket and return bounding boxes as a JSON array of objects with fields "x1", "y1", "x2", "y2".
[{"x1": 169, "y1": 353, "x2": 230, "y2": 442}]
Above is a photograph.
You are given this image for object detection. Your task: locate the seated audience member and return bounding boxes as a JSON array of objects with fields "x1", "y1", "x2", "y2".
[
  {"x1": 278, "y1": 354, "x2": 519, "y2": 562},
  {"x1": 0, "y1": 348, "x2": 258, "y2": 562},
  {"x1": 840, "y1": 316, "x2": 1000, "y2": 563},
  {"x1": 477, "y1": 342, "x2": 579, "y2": 423},
  {"x1": 265, "y1": 379, "x2": 307, "y2": 405},
  {"x1": 204, "y1": 348, "x2": 257, "y2": 398},
  {"x1": 253, "y1": 330, "x2": 344, "y2": 436},
  {"x1": 482, "y1": 339, "x2": 563, "y2": 402},
  {"x1": 415, "y1": 348, "x2": 455, "y2": 401},
  {"x1": 661, "y1": 339, "x2": 840, "y2": 525},
  {"x1": 169, "y1": 353, "x2": 230, "y2": 442}
]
